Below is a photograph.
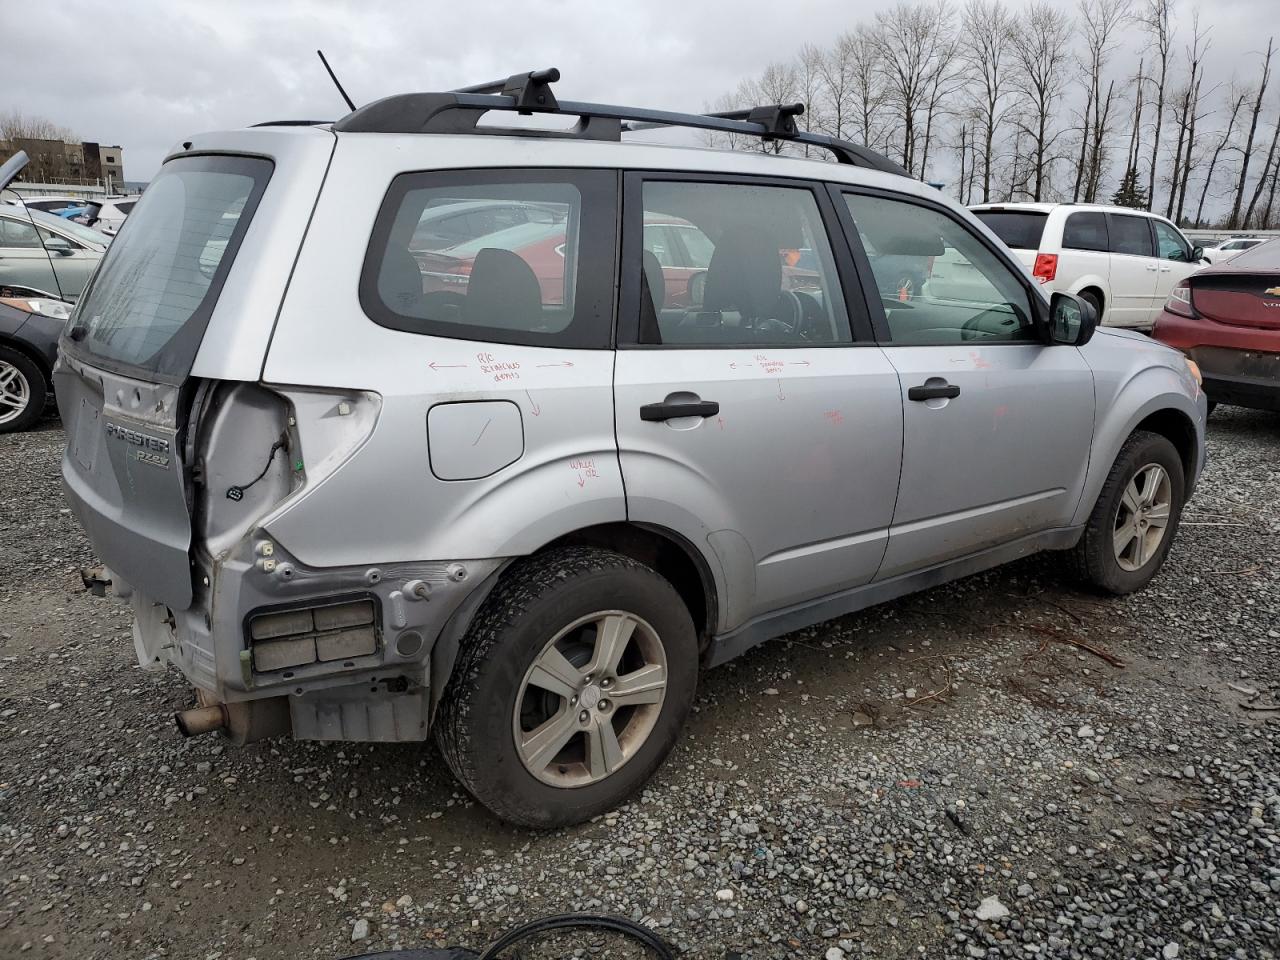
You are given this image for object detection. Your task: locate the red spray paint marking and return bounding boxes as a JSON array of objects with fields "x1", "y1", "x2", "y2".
[
  {"x1": 992, "y1": 404, "x2": 1009, "y2": 431},
  {"x1": 476, "y1": 352, "x2": 521, "y2": 383},
  {"x1": 524, "y1": 390, "x2": 541, "y2": 417},
  {"x1": 776, "y1": 380, "x2": 786, "y2": 401},
  {"x1": 969, "y1": 351, "x2": 993, "y2": 370},
  {"x1": 536, "y1": 361, "x2": 575, "y2": 368},
  {"x1": 428, "y1": 361, "x2": 467, "y2": 370},
  {"x1": 570, "y1": 457, "x2": 601, "y2": 488},
  {"x1": 824, "y1": 409, "x2": 844, "y2": 426}
]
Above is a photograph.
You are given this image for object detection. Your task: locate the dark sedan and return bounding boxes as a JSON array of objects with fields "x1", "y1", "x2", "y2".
[
  {"x1": 0, "y1": 289, "x2": 70, "y2": 432},
  {"x1": 1152, "y1": 238, "x2": 1280, "y2": 413}
]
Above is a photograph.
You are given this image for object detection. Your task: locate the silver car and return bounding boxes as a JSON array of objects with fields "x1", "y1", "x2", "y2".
[
  {"x1": 40, "y1": 73, "x2": 1205, "y2": 827},
  {"x1": 0, "y1": 205, "x2": 110, "y2": 299}
]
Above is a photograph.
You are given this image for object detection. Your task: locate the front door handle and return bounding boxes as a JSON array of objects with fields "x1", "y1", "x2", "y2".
[
  {"x1": 640, "y1": 399, "x2": 719, "y2": 421},
  {"x1": 908, "y1": 382, "x2": 961, "y2": 402}
]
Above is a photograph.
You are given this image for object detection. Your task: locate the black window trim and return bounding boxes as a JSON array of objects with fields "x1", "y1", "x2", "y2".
[
  {"x1": 827, "y1": 183, "x2": 1047, "y2": 347},
  {"x1": 359, "y1": 167, "x2": 619, "y2": 350},
  {"x1": 616, "y1": 169, "x2": 875, "y2": 350},
  {"x1": 1062, "y1": 209, "x2": 1111, "y2": 254}
]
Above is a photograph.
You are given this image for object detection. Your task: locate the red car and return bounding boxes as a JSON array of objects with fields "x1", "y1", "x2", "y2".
[
  {"x1": 414, "y1": 214, "x2": 821, "y2": 309},
  {"x1": 1152, "y1": 238, "x2": 1280, "y2": 412}
]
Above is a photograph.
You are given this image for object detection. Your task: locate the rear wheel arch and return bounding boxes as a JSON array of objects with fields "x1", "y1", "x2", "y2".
[
  {"x1": 545, "y1": 522, "x2": 717, "y2": 650},
  {"x1": 1077, "y1": 286, "x2": 1105, "y2": 319}
]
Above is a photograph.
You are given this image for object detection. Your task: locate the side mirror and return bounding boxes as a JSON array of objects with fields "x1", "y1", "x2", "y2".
[
  {"x1": 1048, "y1": 291, "x2": 1097, "y2": 346},
  {"x1": 44, "y1": 237, "x2": 74, "y2": 256},
  {"x1": 1190, "y1": 244, "x2": 1207, "y2": 263}
]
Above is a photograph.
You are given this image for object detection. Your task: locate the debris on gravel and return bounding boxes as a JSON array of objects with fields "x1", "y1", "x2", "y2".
[{"x1": 1, "y1": 409, "x2": 1278, "y2": 959}]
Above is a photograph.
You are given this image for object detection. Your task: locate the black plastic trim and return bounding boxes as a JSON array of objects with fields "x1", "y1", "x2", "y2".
[{"x1": 330, "y1": 81, "x2": 908, "y2": 176}]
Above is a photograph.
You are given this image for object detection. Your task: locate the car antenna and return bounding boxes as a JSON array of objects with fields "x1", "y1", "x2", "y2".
[
  {"x1": 0, "y1": 152, "x2": 68, "y2": 303},
  {"x1": 317, "y1": 50, "x2": 357, "y2": 113}
]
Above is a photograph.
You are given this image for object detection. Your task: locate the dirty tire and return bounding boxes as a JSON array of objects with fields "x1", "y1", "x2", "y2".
[
  {"x1": 1071, "y1": 430, "x2": 1185, "y2": 595},
  {"x1": 0, "y1": 346, "x2": 45, "y2": 434},
  {"x1": 435, "y1": 546, "x2": 698, "y2": 828}
]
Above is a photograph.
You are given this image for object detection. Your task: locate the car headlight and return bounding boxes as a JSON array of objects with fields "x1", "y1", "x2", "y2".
[
  {"x1": 0, "y1": 296, "x2": 73, "y2": 321},
  {"x1": 1184, "y1": 358, "x2": 1203, "y2": 386}
]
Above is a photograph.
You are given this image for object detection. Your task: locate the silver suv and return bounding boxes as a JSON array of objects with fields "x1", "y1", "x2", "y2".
[{"x1": 43, "y1": 71, "x2": 1205, "y2": 827}]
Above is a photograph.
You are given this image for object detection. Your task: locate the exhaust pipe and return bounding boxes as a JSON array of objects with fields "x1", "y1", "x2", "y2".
[
  {"x1": 173, "y1": 693, "x2": 291, "y2": 744},
  {"x1": 175, "y1": 704, "x2": 226, "y2": 737}
]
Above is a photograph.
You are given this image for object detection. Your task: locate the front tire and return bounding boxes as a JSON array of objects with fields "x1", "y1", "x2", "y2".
[
  {"x1": 1072, "y1": 430, "x2": 1185, "y2": 594},
  {"x1": 0, "y1": 347, "x2": 46, "y2": 434},
  {"x1": 435, "y1": 546, "x2": 698, "y2": 827}
]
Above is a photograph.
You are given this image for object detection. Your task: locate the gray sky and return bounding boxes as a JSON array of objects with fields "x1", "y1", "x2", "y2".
[{"x1": 7, "y1": 0, "x2": 1276, "y2": 185}]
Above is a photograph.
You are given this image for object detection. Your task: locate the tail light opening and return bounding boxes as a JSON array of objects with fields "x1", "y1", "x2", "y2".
[
  {"x1": 1165, "y1": 281, "x2": 1196, "y2": 318},
  {"x1": 1032, "y1": 253, "x2": 1058, "y2": 283}
]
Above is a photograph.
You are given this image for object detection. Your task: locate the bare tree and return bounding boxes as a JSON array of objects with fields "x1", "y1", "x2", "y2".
[
  {"x1": 1009, "y1": 1, "x2": 1074, "y2": 201},
  {"x1": 1229, "y1": 37, "x2": 1275, "y2": 227},
  {"x1": 1194, "y1": 87, "x2": 1248, "y2": 224},
  {"x1": 1165, "y1": 17, "x2": 1211, "y2": 222},
  {"x1": 847, "y1": 26, "x2": 890, "y2": 151},
  {"x1": 1139, "y1": 0, "x2": 1175, "y2": 209},
  {"x1": 873, "y1": 0, "x2": 959, "y2": 176},
  {"x1": 1244, "y1": 119, "x2": 1280, "y2": 227},
  {"x1": 963, "y1": 0, "x2": 1016, "y2": 201},
  {"x1": 1074, "y1": 0, "x2": 1131, "y2": 202}
]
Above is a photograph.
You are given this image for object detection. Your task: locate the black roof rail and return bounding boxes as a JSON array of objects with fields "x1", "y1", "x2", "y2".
[{"x1": 330, "y1": 68, "x2": 909, "y2": 177}]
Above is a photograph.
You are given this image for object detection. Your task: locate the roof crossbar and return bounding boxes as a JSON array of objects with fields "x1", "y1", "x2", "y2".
[{"x1": 330, "y1": 68, "x2": 910, "y2": 177}]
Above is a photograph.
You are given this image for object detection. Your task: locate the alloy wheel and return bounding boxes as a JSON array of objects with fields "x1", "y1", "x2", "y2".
[
  {"x1": 513, "y1": 610, "x2": 668, "y2": 788},
  {"x1": 1113, "y1": 463, "x2": 1173, "y2": 572},
  {"x1": 0, "y1": 360, "x2": 31, "y2": 426}
]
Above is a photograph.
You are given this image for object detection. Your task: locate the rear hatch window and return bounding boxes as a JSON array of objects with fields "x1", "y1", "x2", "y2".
[
  {"x1": 972, "y1": 210, "x2": 1048, "y2": 250},
  {"x1": 65, "y1": 154, "x2": 272, "y2": 382}
]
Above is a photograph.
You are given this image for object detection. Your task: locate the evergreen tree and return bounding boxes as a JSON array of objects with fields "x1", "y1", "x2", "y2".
[{"x1": 1111, "y1": 165, "x2": 1149, "y2": 208}]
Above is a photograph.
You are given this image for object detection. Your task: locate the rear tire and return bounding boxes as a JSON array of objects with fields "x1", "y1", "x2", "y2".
[
  {"x1": 1079, "y1": 290, "x2": 1104, "y2": 325},
  {"x1": 1071, "y1": 430, "x2": 1185, "y2": 594},
  {"x1": 435, "y1": 546, "x2": 698, "y2": 827},
  {"x1": 0, "y1": 347, "x2": 46, "y2": 434}
]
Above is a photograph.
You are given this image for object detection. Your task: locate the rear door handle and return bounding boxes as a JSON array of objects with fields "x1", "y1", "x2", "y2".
[
  {"x1": 640, "y1": 399, "x2": 719, "y2": 421},
  {"x1": 1145, "y1": 264, "x2": 1159, "y2": 271},
  {"x1": 908, "y1": 382, "x2": 961, "y2": 401}
]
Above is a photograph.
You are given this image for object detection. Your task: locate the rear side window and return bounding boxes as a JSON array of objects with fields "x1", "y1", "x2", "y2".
[
  {"x1": 1062, "y1": 211, "x2": 1109, "y2": 252},
  {"x1": 361, "y1": 169, "x2": 616, "y2": 349},
  {"x1": 633, "y1": 179, "x2": 850, "y2": 346},
  {"x1": 972, "y1": 211, "x2": 1047, "y2": 250},
  {"x1": 67, "y1": 154, "x2": 271, "y2": 379},
  {"x1": 1109, "y1": 214, "x2": 1154, "y2": 257}
]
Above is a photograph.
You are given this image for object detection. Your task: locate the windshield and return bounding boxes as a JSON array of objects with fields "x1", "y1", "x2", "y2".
[
  {"x1": 1223, "y1": 238, "x2": 1280, "y2": 268},
  {"x1": 972, "y1": 210, "x2": 1048, "y2": 250},
  {"x1": 66, "y1": 154, "x2": 272, "y2": 380}
]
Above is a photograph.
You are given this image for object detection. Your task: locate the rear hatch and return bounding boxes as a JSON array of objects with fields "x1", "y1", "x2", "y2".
[
  {"x1": 971, "y1": 209, "x2": 1047, "y2": 271},
  {"x1": 55, "y1": 152, "x2": 276, "y2": 610},
  {"x1": 1190, "y1": 272, "x2": 1280, "y2": 331}
]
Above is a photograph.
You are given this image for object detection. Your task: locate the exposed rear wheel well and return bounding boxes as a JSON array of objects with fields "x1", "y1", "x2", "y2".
[
  {"x1": 544, "y1": 523, "x2": 715, "y2": 648},
  {"x1": 1133, "y1": 408, "x2": 1197, "y2": 486}
]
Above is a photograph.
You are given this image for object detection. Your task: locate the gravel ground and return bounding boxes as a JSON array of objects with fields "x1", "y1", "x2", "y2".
[{"x1": 1, "y1": 407, "x2": 1278, "y2": 960}]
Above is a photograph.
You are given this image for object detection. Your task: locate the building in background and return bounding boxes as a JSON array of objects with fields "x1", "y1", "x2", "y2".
[{"x1": 0, "y1": 138, "x2": 125, "y2": 191}]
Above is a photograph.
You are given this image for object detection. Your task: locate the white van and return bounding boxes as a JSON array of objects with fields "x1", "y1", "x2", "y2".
[{"x1": 971, "y1": 203, "x2": 1207, "y2": 329}]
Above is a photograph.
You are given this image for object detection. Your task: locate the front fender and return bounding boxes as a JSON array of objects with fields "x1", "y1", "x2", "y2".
[{"x1": 1071, "y1": 353, "x2": 1206, "y2": 527}]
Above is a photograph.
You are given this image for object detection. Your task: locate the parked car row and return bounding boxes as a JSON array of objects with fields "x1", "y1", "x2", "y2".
[
  {"x1": 970, "y1": 202, "x2": 1206, "y2": 330},
  {"x1": 4, "y1": 193, "x2": 138, "y2": 235}
]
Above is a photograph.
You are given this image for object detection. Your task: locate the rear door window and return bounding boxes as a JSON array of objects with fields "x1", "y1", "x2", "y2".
[
  {"x1": 361, "y1": 169, "x2": 616, "y2": 348},
  {"x1": 972, "y1": 210, "x2": 1047, "y2": 250},
  {"x1": 1062, "y1": 212, "x2": 1109, "y2": 252},
  {"x1": 66, "y1": 154, "x2": 272, "y2": 380},
  {"x1": 1109, "y1": 214, "x2": 1154, "y2": 257}
]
